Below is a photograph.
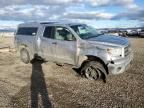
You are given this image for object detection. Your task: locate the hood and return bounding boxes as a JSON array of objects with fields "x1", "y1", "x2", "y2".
[{"x1": 86, "y1": 34, "x2": 129, "y2": 46}]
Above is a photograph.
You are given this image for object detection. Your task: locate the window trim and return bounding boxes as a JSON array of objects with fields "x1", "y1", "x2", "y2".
[{"x1": 43, "y1": 26, "x2": 55, "y2": 39}]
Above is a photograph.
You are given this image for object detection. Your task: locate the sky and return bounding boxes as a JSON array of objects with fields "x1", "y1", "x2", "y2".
[{"x1": 0, "y1": 0, "x2": 144, "y2": 28}]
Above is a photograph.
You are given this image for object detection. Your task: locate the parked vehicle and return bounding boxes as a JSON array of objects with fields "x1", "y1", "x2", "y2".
[
  {"x1": 139, "y1": 29, "x2": 144, "y2": 37},
  {"x1": 118, "y1": 30, "x2": 127, "y2": 37},
  {"x1": 15, "y1": 22, "x2": 133, "y2": 80},
  {"x1": 126, "y1": 29, "x2": 138, "y2": 36}
]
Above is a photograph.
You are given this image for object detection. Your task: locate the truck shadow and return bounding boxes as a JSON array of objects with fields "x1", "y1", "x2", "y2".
[{"x1": 31, "y1": 59, "x2": 52, "y2": 108}]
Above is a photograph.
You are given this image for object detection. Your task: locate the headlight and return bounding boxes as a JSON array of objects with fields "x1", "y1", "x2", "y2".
[{"x1": 107, "y1": 48, "x2": 122, "y2": 56}]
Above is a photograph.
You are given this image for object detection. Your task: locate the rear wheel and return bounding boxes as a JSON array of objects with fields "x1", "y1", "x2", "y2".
[
  {"x1": 81, "y1": 61, "x2": 107, "y2": 81},
  {"x1": 20, "y1": 49, "x2": 30, "y2": 64}
]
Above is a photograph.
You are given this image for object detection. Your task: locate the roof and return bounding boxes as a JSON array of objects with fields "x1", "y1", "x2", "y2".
[
  {"x1": 19, "y1": 21, "x2": 83, "y2": 27},
  {"x1": 40, "y1": 21, "x2": 83, "y2": 26}
]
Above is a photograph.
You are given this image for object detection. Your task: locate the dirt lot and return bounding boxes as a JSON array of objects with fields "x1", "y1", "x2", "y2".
[{"x1": 0, "y1": 37, "x2": 144, "y2": 108}]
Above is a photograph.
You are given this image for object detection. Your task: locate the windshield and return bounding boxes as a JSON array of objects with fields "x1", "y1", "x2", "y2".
[{"x1": 70, "y1": 24, "x2": 102, "y2": 39}]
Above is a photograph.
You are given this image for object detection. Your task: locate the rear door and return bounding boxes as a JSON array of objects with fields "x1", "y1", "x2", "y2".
[{"x1": 39, "y1": 26, "x2": 57, "y2": 61}]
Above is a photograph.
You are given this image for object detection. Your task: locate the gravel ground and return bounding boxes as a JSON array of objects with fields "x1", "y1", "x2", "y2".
[{"x1": 0, "y1": 37, "x2": 144, "y2": 108}]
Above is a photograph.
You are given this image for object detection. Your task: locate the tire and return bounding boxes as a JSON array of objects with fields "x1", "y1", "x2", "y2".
[
  {"x1": 20, "y1": 48, "x2": 30, "y2": 64},
  {"x1": 81, "y1": 61, "x2": 107, "y2": 81}
]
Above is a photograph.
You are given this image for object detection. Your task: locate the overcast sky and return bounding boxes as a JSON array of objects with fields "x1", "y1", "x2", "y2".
[{"x1": 0, "y1": 0, "x2": 144, "y2": 28}]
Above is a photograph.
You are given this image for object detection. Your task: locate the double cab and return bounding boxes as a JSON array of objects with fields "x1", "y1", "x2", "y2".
[{"x1": 15, "y1": 22, "x2": 133, "y2": 80}]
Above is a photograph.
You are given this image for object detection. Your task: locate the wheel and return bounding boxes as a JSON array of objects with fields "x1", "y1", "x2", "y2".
[
  {"x1": 20, "y1": 48, "x2": 30, "y2": 64},
  {"x1": 81, "y1": 61, "x2": 107, "y2": 80}
]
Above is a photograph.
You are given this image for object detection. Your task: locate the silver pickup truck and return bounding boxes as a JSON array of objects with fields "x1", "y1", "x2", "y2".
[{"x1": 15, "y1": 22, "x2": 133, "y2": 80}]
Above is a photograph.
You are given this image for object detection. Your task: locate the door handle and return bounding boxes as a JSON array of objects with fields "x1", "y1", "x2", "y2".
[{"x1": 52, "y1": 42, "x2": 57, "y2": 44}]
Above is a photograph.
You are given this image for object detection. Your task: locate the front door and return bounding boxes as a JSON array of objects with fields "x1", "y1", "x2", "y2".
[{"x1": 54, "y1": 26, "x2": 77, "y2": 65}]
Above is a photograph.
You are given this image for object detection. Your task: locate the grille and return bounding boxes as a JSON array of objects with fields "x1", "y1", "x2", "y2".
[{"x1": 124, "y1": 45, "x2": 131, "y2": 57}]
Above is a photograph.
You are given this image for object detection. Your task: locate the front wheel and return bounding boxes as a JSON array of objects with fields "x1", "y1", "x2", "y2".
[{"x1": 81, "y1": 61, "x2": 107, "y2": 81}]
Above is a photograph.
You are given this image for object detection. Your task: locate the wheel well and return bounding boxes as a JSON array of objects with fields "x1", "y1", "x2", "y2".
[
  {"x1": 19, "y1": 44, "x2": 27, "y2": 51},
  {"x1": 19, "y1": 45, "x2": 33, "y2": 60},
  {"x1": 81, "y1": 55, "x2": 109, "y2": 74}
]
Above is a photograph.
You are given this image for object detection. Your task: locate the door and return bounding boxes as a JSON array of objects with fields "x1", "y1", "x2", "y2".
[
  {"x1": 53, "y1": 26, "x2": 77, "y2": 65},
  {"x1": 39, "y1": 26, "x2": 57, "y2": 61}
]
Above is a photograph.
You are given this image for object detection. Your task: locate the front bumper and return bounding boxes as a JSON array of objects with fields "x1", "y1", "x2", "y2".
[{"x1": 108, "y1": 53, "x2": 133, "y2": 74}]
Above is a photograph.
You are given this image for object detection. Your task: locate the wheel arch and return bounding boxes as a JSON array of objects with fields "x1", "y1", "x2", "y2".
[
  {"x1": 19, "y1": 44, "x2": 33, "y2": 60},
  {"x1": 81, "y1": 55, "x2": 109, "y2": 74}
]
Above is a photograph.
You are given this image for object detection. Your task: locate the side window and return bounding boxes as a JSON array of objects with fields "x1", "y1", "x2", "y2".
[
  {"x1": 55, "y1": 27, "x2": 76, "y2": 41},
  {"x1": 43, "y1": 26, "x2": 54, "y2": 38},
  {"x1": 16, "y1": 27, "x2": 38, "y2": 36}
]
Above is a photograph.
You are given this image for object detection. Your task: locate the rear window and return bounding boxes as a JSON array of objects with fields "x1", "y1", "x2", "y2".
[{"x1": 16, "y1": 27, "x2": 38, "y2": 36}]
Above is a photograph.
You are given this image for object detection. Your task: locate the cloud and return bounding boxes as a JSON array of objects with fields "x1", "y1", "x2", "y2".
[
  {"x1": 0, "y1": 0, "x2": 143, "y2": 23},
  {"x1": 0, "y1": 5, "x2": 66, "y2": 21},
  {"x1": 0, "y1": 0, "x2": 138, "y2": 9},
  {"x1": 63, "y1": 11, "x2": 114, "y2": 20},
  {"x1": 0, "y1": 0, "x2": 83, "y2": 7},
  {"x1": 88, "y1": 0, "x2": 139, "y2": 9},
  {"x1": 112, "y1": 9, "x2": 144, "y2": 21},
  {"x1": 0, "y1": 4, "x2": 115, "y2": 21}
]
